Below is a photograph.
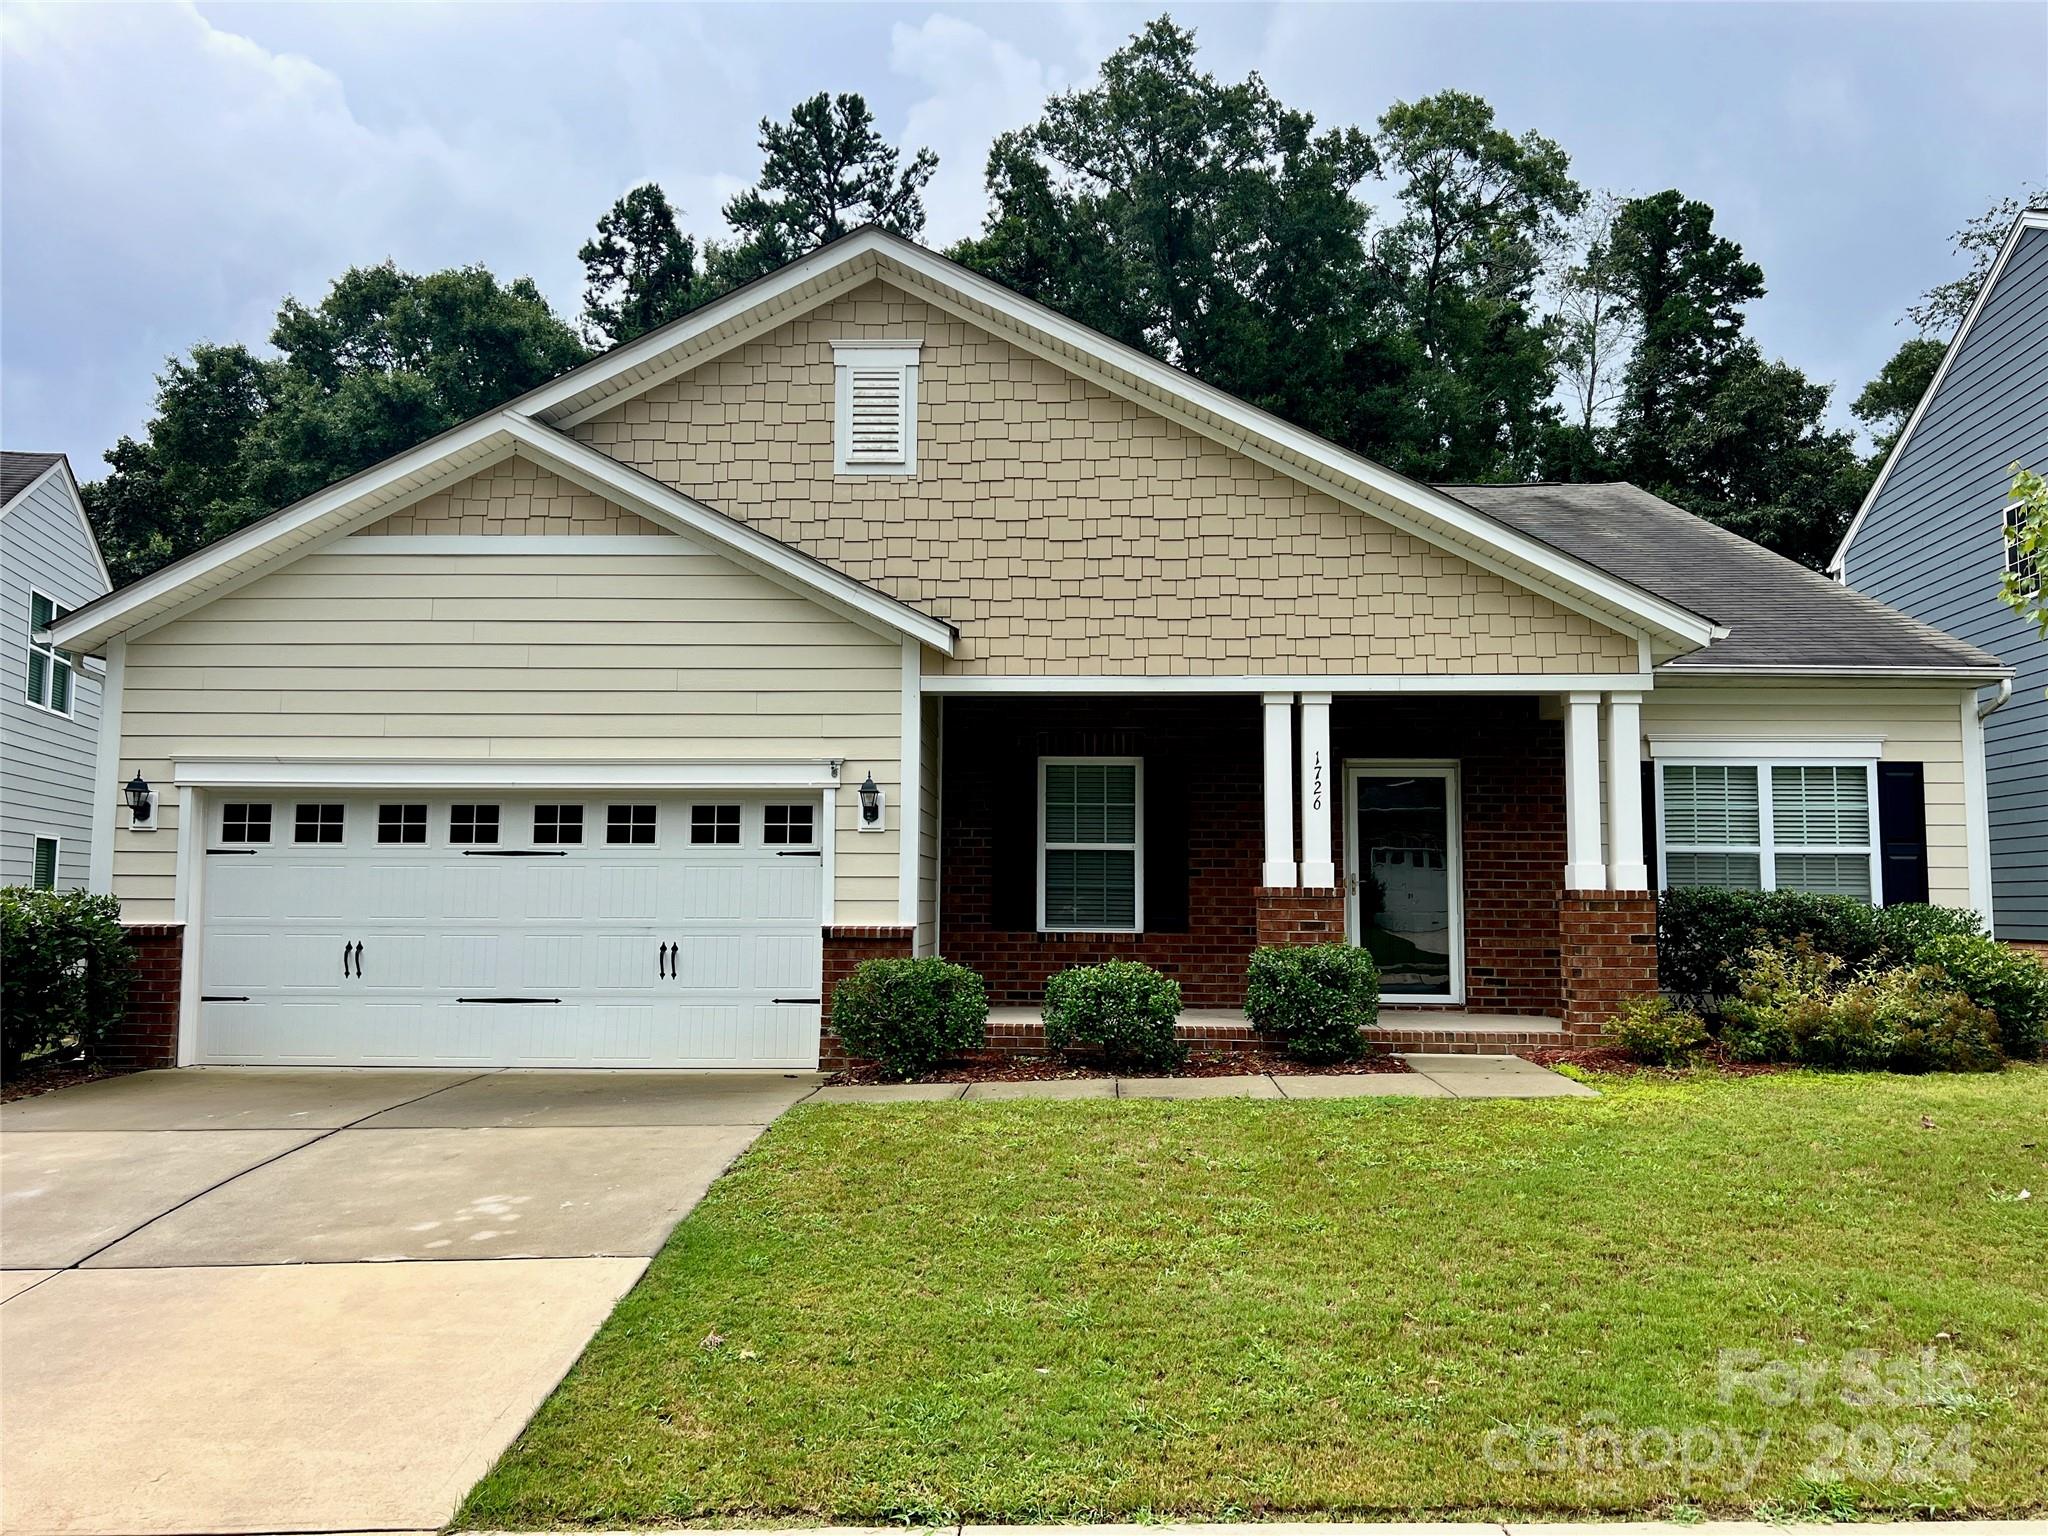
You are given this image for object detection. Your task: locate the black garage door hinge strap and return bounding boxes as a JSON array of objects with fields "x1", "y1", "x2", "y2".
[
  {"x1": 773, "y1": 996, "x2": 823, "y2": 1005},
  {"x1": 200, "y1": 995, "x2": 250, "y2": 1002},
  {"x1": 456, "y1": 996, "x2": 563, "y2": 1004},
  {"x1": 461, "y1": 849, "x2": 569, "y2": 857}
]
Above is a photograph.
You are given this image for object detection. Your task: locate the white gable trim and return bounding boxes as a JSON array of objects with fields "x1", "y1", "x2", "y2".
[
  {"x1": 1829, "y1": 209, "x2": 2048, "y2": 580},
  {"x1": 517, "y1": 228, "x2": 1718, "y2": 651},
  {"x1": 49, "y1": 412, "x2": 956, "y2": 657},
  {"x1": 2, "y1": 456, "x2": 113, "y2": 593}
]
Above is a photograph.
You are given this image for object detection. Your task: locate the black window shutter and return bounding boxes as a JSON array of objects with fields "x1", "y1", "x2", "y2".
[
  {"x1": 1877, "y1": 762, "x2": 1929, "y2": 906},
  {"x1": 1144, "y1": 754, "x2": 1190, "y2": 932},
  {"x1": 1640, "y1": 762, "x2": 1658, "y2": 890},
  {"x1": 990, "y1": 749, "x2": 1039, "y2": 932}
]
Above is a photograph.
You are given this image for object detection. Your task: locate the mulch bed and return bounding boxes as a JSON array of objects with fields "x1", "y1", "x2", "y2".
[
  {"x1": 828, "y1": 1048, "x2": 1413, "y2": 1086},
  {"x1": 1, "y1": 1054, "x2": 134, "y2": 1103},
  {"x1": 1526, "y1": 1043, "x2": 1787, "y2": 1078}
]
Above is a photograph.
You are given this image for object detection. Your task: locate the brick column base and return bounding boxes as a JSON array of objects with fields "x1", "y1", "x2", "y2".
[
  {"x1": 1559, "y1": 892, "x2": 1658, "y2": 1041},
  {"x1": 107, "y1": 924, "x2": 184, "y2": 1070},
  {"x1": 1253, "y1": 888, "x2": 1346, "y2": 947},
  {"x1": 819, "y1": 924, "x2": 916, "y2": 1070}
]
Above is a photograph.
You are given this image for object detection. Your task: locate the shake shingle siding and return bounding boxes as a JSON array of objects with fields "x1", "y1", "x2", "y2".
[
  {"x1": 1838, "y1": 223, "x2": 2048, "y2": 939},
  {"x1": 0, "y1": 459, "x2": 109, "y2": 890}
]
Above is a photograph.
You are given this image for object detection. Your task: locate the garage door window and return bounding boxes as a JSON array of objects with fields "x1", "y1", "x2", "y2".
[
  {"x1": 691, "y1": 804, "x2": 741, "y2": 845},
  {"x1": 294, "y1": 803, "x2": 345, "y2": 844},
  {"x1": 222, "y1": 803, "x2": 272, "y2": 844},
  {"x1": 764, "y1": 804, "x2": 814, "y2": 845},
  {"x1": 534, "y1": 804, "x2": 584, "y2": 844},
  {"x1": 378, "y1": 803, "x2": 428, "y2": 844},
  {"x1": 607, "y1": 804, "x2": 657, "y2": 844},
  {"x1": 449, "y1": 804, "x2": 500, "y2": 845}
]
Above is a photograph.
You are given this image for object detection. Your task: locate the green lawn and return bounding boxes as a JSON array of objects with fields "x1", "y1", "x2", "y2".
[{"x1": 461, "y1": 1069, "x2": 2047, "y2": 1527}]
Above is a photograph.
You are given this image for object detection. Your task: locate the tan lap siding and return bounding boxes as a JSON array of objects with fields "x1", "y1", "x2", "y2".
[
  {"x1": 1641, "y1": 684, "x2": 1972, "y2": 908},
  {"x1": 575, "y1": 281, "x2": 1641, "y2": 678},
  {"x1": 112, "y1": 547, "x2": 903, "y2": 923}
]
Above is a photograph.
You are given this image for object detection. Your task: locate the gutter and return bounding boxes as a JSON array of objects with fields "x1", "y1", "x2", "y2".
[{"x1": 1977, "y1": 676, "x2": 2014, "y2": 720}]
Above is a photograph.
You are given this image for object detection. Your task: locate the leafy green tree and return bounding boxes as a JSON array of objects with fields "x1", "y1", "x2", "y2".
[
  {"x1": 85, "y1": 263, "x2": 587, "y2": 583},
  {"x1": 579, "y1": 183, "x2": 707, "y2": 346},
  {"x1": 954, "y1": 16, "x2": 1377, "y2": 445},
  {"x1": 1851, "y1": 335, "x2": 1945, "y2": 460},
  {"x1": 2002, "y1": 464, "x2": 2047, "y2": 638},
  {"x1": 1364, "y1": 89, "x2": 1584, "y2": 479},
  {"x1": 714, "y1": 92, "x2": 937, "y2": 287}
]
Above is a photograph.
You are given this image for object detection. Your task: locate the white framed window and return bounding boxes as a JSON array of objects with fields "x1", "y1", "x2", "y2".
[
  {"x1": 2006, "y1": 501, "x2": 2039, "y2": 586},
  {"x1": 831, "y1": 341, "x2": 919, "y2": 475},
  {"x1": 1658, "y1": 757, "x2": 1878, "y2": 901},
  {"x1": 764, "y1": 803, "x2": 814, "y2": 845},
  {"x1": 689, "y1": 803, "x2": 741, "y2": 845},
  {"x1": 1038, "y1": 757, "x2": 1143, "y2": 933},
  {"x1": 25, "y1": 590, "x2": 72, "y2": 715},
  {"x1": 294, "y1": 803, "x2": 346, "y2": 844},
  {"x1": 221, "y1": 803, "x2": 273, "y2": 845},
  {"x1": 31, "y1": 835, "x2": 59, "y2": 890}
]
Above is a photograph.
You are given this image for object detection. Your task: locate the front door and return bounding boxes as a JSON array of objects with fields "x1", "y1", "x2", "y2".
[{"x1": 1344, "y1": 763, "x2": 1462, "y2": 1003}]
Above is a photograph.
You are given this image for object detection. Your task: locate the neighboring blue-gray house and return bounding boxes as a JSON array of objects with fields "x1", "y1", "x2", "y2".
[
  {"x1": 1831, "y1": 210, "x2": 2048, "y2": 941},
  {"x1": 0, "y1": 451, "x2": 111, "y2": 890}
]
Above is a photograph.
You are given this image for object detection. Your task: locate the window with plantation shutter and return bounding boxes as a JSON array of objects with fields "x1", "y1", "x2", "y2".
[
  {"x1": 1039, "y1": 758, "x2": 1142, "y2": 932},
  {"x1": 832, "y1": 342, "x2": 918, "y2": 475},
  {"x1": 1658, "y1": 757, "x2": 1876, "y2": 901}
]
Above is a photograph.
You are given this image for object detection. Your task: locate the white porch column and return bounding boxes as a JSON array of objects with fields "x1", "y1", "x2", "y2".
[
  {"x1": 1563, "y1": 691, "x2": 1606, "y2": 891},
  {"x1": 1298, "y1": 693, "x2": 1334, "y2": 887},
  {"x1": 1262, "y1": 692, "x2": 1298, "y2": 887},
  {"x1": 1605, "y1": 691, "x2": 1648, "y2": 891}
]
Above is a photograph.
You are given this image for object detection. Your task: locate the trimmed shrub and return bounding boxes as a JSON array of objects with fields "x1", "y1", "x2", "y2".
[
  {"x1": 1786, "y1": 966, "x2": 2002, "y2": 1075},
  {"x1": 1042, "y1": 960, "x2": 1185, "y2": 1072},
  {"x1": 1244, "y1": 943, "x2": 1380, "y2": 1063},
  {"x1": 1916, "y1": 935, "x2": 2048, "y2": 1060},
  {"x1": 1720, "y1": 939, "x2": 1843, "y2": 1063},
  {"x1": 829, "y1": 956, "x2": 988, "y2": 1080},
  {"x1": 1658, "y1": 889, "x2": 1982, "y2": 1006},
  {"x1": 0, "y1": 887, "x2": 133, "y2": 1070},
  {"x1": 1610, "y1": 995, "x2": 1710, "y2": 1066}
]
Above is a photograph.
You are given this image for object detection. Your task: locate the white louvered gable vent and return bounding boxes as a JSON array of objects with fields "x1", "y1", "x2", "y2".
[{"x1": 832, "y1": 341, "x2": 919, "y2": 475}]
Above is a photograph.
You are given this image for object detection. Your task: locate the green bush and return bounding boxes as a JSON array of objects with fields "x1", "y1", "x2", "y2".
[
  {"x1": 1610, "y1": 995, "x2": 1710, "y2": 1066},
  {"x1": 0, "y1": 887, "x2": 133, "y2": 1070},
  {"x1": 1720, "y1": 939, "x2": 1844, "y2": 1063},
  {"x1": 1786, "y1": 965, "x2": 2002, "y2": 1074},
  {"x1": 1042, "y1": 960, "x2": 1185, "y2": 1072},
  {"x1": 829, "y1": 956, "x2": 988, "y2": 1080},
  {"x1": 1244, "y1": 943, "x2": 1379, "y2": 1062},
  {"x1": 1657, "y1": 889, "x2": 1982, "y2": 1006},
  {"x1": 1916, "y1": 935, "x2": 2048, "y2": 1060}
]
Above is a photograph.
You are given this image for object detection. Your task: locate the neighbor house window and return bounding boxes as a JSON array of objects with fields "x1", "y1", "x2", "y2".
[
  {"x1": 1039, "y1": 758, "x2": 1142, "y2": 932},
  {"x1": 607, "y1": 804, "x2": 657, "y2": 845},
  {"x1": 831, "y1": 341, "x2": 919, "y2": 475},
  {"x1": 1659, "y1": 760, "x2": 1876, "y2": 901},
  {"x1": 294, "y1": 803, "x2": 345, "y2": 844},
  {"x1": 31, "y1": 836, "x2": 58, "y2": 890},
  {"x1": 449, "y1": 804, "x2": 500, "y2": 845},
  {"x1": 534, "y1": 804, "x2": 583, "y2": 845},
  {"x1": 763, "y1": 804, "x2": 814, "y2": 845},
  {"x1": 377, "y1": 803, "x2": 428, "y2": 845},
  {"x1": 221, "y1": 803, "x2": 272, "y2": 844},
  {"x1": 2007, "y1": 501, "x2": 2040, "y2": 586},
  {"x1": 690, "y1": 804, "x2": 741, "y2": 845},
  {"x1": 25, "y1": 591, "x2": 71, "y2": 715}
]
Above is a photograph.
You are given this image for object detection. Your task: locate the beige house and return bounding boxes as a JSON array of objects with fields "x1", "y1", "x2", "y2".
[{"x1": 49, "y1": 230, "x2": 2010, "y2": 1070}]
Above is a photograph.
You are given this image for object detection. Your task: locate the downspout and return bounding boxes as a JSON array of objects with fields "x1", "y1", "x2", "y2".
[{"x1": 1976, "y1": 676, "x2": 2013, "y2": 720}]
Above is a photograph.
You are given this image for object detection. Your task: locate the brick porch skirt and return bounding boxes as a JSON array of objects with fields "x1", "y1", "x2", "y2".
[
  {"x1": 1558, "y1": 891, "x2": 1659, "y2": 1042},
  {"x1": 106, "y1": 923, "x2": 185, "y2": 1071}
]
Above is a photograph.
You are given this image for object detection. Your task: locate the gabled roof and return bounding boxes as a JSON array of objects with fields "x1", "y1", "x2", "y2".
[
  {"x1": 1447, "y1": 482, "x2": 2006, "y2": 678},
  {"x1": 49, "y1": 414, "x2": 956, "y2": 656},
  {"x1": 1829, "y1": 208, "x2": 2048, "y2": 578},
  {"x1": 3, "y1": 449, "x2": 113, "y2": 594},
  {"x1": 1, "y1": 450, "x2": 66, "y2": 507}
]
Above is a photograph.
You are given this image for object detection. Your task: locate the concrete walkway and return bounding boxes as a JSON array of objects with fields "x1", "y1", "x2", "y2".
[
  {"x1": 0, "y1": 1067, "x2": 821, "y2": 1536},
  {"x1": 815, "y1": 1052, "x2": 1596, "y2": 1102}
]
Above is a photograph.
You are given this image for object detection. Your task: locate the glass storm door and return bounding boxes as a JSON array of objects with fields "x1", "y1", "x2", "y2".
[{"x1": 1344, "y1": 765, "x2": 1462, "y2": 1003}]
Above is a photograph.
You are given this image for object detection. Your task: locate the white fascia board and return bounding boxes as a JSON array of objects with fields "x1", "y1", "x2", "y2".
[
  {"x1": 49, "y1": 417, "x2": 516, "y2": 653},
  {"x1": 0, "y1": 457, "x2": 66, "y2": 518},
  {"x1": 922, "y1": 671, "x2": 1657, "y2": 695},
  {"x1": 500, "y1": 416, "x2": 956, "y2": 655},
  {"x1": 172, "y1": 759, "x2": 846, "y2": 791},
  {"x1": 1829, "y1": 209, "x2": 2048, "y2": 580}
]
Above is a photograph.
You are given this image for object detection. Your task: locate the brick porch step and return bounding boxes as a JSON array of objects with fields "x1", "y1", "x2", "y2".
[{"x1": 975, "y1": 1006, "x2": 1567, "y2": 1062}]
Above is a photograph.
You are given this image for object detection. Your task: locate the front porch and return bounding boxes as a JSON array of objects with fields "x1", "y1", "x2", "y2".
[{"x1": 919, "y1": 690, "x2": 1657, "y2": 1051}]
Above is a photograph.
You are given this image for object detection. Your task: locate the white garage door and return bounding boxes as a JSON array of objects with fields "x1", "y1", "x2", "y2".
[{"x1": 196, "y1": 792, "x2": 823, "y2": 1068}]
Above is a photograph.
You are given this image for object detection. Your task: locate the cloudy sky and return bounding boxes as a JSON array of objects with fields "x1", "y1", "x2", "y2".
[{"x1": 3, "y1": 2, "x2": 2042, "y2": 481}]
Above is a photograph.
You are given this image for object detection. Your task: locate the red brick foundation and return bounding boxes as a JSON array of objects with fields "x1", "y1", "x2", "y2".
[
  {"x1": 2004, "y1": 940, "x2": 2048, "y2": 962},
  {"x1": 1253, "y1": 888, "x2": 1346, "y2": 946},
  {"x1": 107, "y1": 923, "x2": 184, "y2": 1070},
  {"x1": 1558, "y1": 891, "x2": 1658, "y2": 1041},
  {"x1": 818, "y1": 924, "x2": 915, "y2": 1070}
]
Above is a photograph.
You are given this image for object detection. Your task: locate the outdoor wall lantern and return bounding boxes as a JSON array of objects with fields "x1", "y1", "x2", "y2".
[
  {"x1": 125, "y1": 770, "x2": 159, "y2": 831},
  {"x1": 856, "y1": 771, "x2": 885, "y2": 832}
]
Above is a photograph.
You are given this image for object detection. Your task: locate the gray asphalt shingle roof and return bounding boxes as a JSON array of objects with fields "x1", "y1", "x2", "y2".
[
  {"x1": 1436, "y1": 481, "x2": 2006, "y2": 675},
  {"x1": 1, "y1": 451, "x2": 65, "y2": 507}
]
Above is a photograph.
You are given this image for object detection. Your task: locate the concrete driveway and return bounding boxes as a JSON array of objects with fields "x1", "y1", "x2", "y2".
[{"x1": 0, "y1": 1066, "x2": 820, "y2": 1536}]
